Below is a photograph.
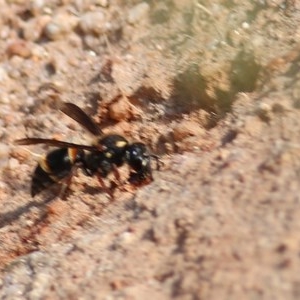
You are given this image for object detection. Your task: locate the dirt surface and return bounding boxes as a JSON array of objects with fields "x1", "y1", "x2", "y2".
[{"x1": 1, "y1": 0, "x2": 300, "y2": 299}]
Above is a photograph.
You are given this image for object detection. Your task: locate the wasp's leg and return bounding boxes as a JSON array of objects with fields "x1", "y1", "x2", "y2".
[
  {"x1": 58, "y1": 165, "x2": 79, "y2": 199},
  {"x1": 95, "y1": 172, "x2": 115, "y2": 200}
]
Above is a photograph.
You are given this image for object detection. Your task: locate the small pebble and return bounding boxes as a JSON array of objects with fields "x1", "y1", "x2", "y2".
[
  {"x1": 242, "y1": 22, "x2": 250, "y2": 29},
  {"x1": 243, "y1": 116, "x2": 263, "y2": 137},
  {"x1": 95, "y1": 0, "x2": 109, "y2": 7},
  {"x1": 0, "y1": 67, "x2": 8, "y2": 82},
  {"x1": 272, "y1": 101, "x2": 291, "y2": 114},
  {"x1": 44, "y1": 14, "x2": 78, "y2": 40},
  {"x1": 6, "y1": 40, "x2": 31, "y2": 58},
  {"x1": 0, "y1": 143, "x2": 10, "y2": 159},
  {"x1": 44, "y1": 22, "x2": 62, "y2": 40},
  {"x1": 127, "y1": 2, "x2": 150, "y2": 25},
  {"x1": 256, "y1": 102, "x2": 272, "y2": 122},
  {"x1": 172, "y1": 120, "x2": 204, "y2": 141},
  {"x1": 23, "y1": 15, "x2": 51, "y2": 41},
  {"x1": 118, "y1": 231, "x2": 135, "y2": 244},
  {"x1": 29, "y1": 0, "x2": 46, "y2": 15},
  {"x1": 109, "y1": 97, "x2": 131, "y2": 121},
  {"x1": 8, "y1": 158, "x2": 19, "y2": 170},
  {"x1": 79, "y1": 11, "x2": 107, "y2": 35},
  {"x1": 216, "y1": 148, "x2": 230, "y2": 161},
  {"x1": 31, "y1": 44, "x2": 49, "y2": 60}
]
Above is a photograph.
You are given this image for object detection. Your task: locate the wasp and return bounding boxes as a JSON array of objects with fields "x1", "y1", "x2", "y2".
[{"x1": 15, "y1": 102, "x2": 160, "y2": 198}]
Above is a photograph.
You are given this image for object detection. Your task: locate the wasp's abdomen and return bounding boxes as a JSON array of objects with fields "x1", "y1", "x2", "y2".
[{"x1": 31, "y1": 148, "x2": 81, "y2": 197}]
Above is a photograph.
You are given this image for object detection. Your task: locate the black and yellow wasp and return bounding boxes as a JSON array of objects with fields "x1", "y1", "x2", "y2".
[{"x1": 15, "y1": 102, "x2": 160, "y2": 198}]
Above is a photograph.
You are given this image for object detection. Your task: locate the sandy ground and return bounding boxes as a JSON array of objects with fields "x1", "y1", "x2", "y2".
[{"x1": 1, "y1": 0, "x2": 300, "y2": 299}]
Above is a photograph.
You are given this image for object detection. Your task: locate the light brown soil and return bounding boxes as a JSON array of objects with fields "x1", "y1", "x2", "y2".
[{"x1": 1, "y1": 0, "x2": 300, "y2": 299}]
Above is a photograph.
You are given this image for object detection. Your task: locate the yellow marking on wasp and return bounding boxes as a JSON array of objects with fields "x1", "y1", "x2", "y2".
[
  {"x1": 105, "y1": 152, "x2": 112, "y2": 158},
  {"x1": 39, "y1": 155, "x2": 52, "y2": 174},
  {"x1": 116, "y1": 141, "x2": 127, "y2": 148},
  {"x1": 68, "y1": 148, "x2": 78, "y2": 164}
]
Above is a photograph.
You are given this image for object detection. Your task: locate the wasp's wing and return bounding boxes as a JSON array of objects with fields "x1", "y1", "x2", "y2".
[
  {"x1": 14, "y1": 138, "x2": 98, "y2": 151},
  {"x1": 59, "y1": 102, "x2": 102, "y2": 136}
]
